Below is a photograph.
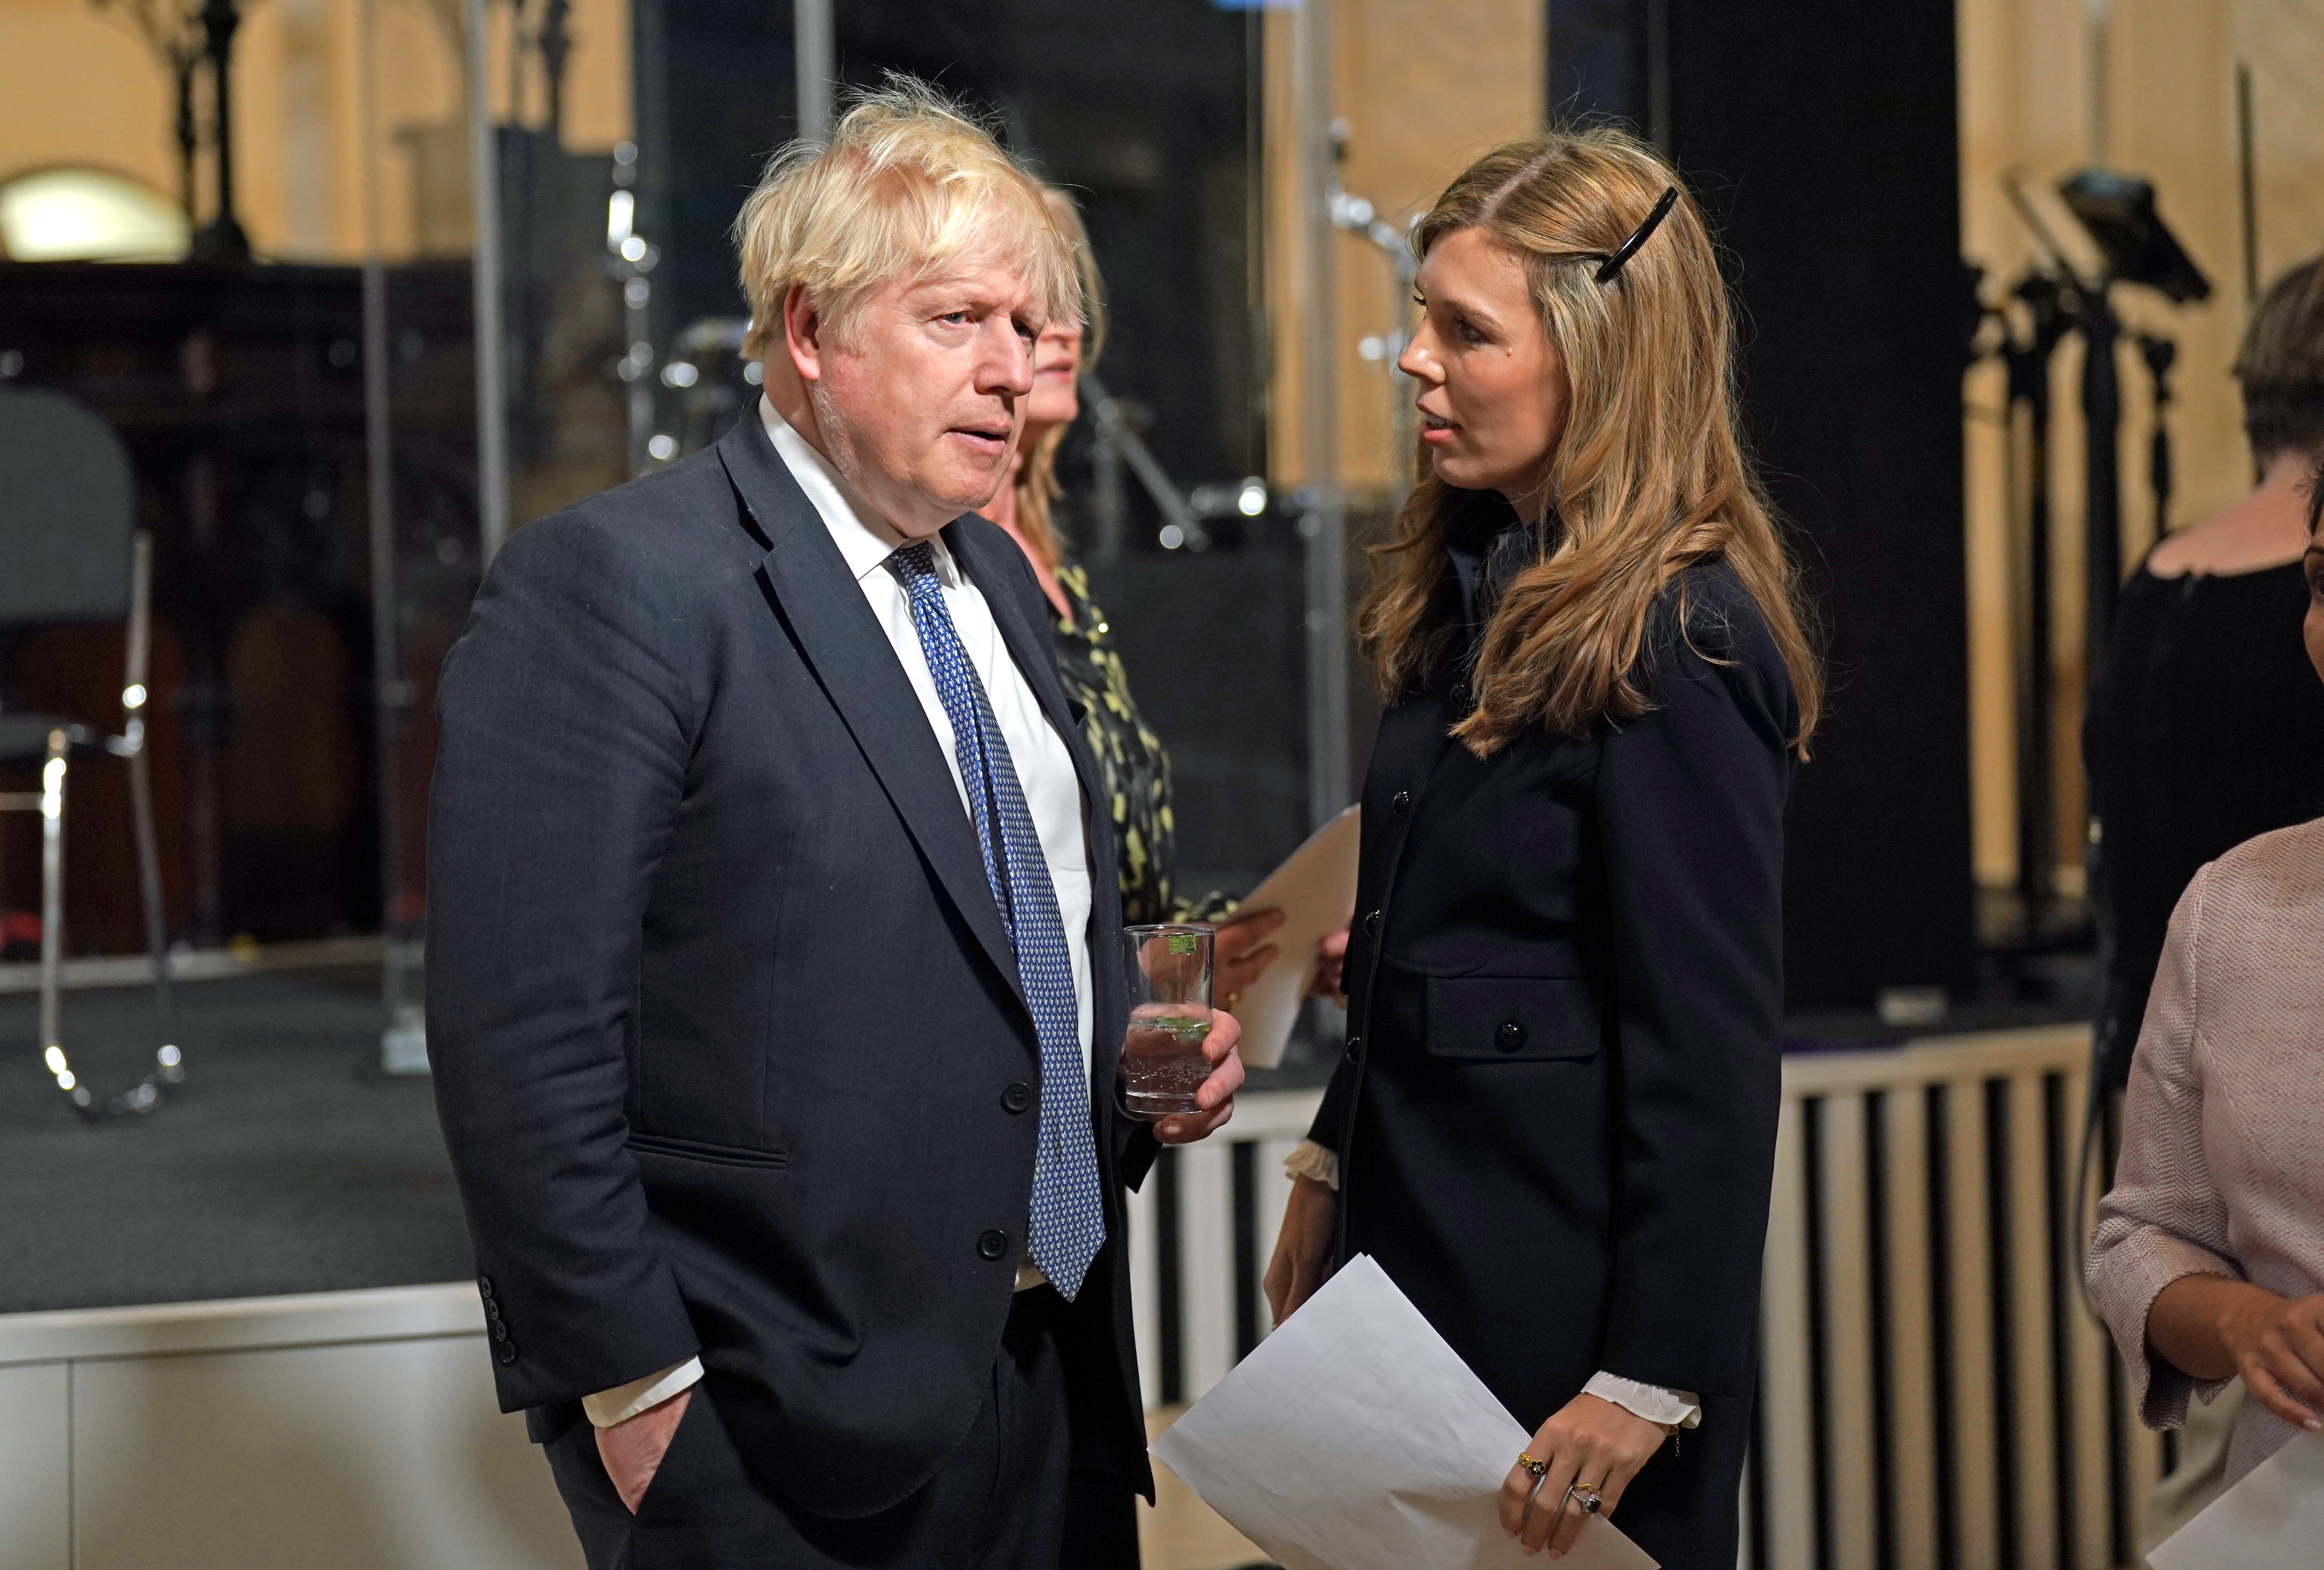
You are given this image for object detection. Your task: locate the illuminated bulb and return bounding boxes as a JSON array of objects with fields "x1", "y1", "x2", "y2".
[
  {"x1": 1158, "y1": 524, "x2": 1185, "y2": 550},
  {"x1": 43, "y1": 1046, "x2": 66, "y2": 1074},
  {"x1": 122, "y1": 683, "x2": 147, "y2": 708},
  {"x1": 1237, "y1": 479, "x2": 1267, "y2": 517},
  {"x1": 56, "y1": 1070, "x2": 75, "y2": 1091},
  {"x1": 620, "y1": 235, "x2": 647, "y2": 263},
  {"x1": 158, "y1": 1044, "x2": 181, "y2": 1068},
  {"x1": 648, "y1": 434, "x2": 678, "y2": 462}
]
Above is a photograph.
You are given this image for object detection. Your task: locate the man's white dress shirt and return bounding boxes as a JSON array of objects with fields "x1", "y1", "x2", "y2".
[{"x1": 584, "y1": 401, "x2": 1094, "y2": 1428}]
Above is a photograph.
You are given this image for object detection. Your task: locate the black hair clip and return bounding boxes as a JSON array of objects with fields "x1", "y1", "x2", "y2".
[{"x1": 1593, "y1": 187, "x2": 1680, "y2": 283}]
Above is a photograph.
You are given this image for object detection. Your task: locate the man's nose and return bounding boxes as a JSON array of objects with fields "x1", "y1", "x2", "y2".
[{"x1": 976, "y1": 318, "x2": 1036, "y2": 397}]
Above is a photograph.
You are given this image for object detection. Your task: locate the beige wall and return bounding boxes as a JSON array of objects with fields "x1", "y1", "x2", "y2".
[
  {"x1": 0, "y1": 0, "x2": 631, "y2": 263},
  {"x1": 1959, "y1": 0, "x2": 2324, "y2": 892},
  {"x1": 1264, "y1": 0, "x2": 1544, "y2": 494}
]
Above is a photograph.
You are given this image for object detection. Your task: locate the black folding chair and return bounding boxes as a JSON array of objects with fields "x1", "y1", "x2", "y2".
[{"x1": 0, "y1": 386, "x2": 180, "y2": 1119}]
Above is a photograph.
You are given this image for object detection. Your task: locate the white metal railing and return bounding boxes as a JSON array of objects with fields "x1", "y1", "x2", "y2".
[{"x1": 1136, "y1": 1025, "x2": 2158, "y2": 1570}]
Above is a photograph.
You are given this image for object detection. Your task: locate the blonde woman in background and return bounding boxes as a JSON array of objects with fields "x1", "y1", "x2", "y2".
[
  {"x1": 1263, "y1": 131, "x2": 1821, "y2": 1568},
  {"x1": 981, "y1": 186, "x2": 1284, "y2": 1009}
]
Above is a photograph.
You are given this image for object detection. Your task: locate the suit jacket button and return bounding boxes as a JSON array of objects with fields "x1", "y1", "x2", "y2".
[
  {"x1": 978, "y1": 1229, "x2": 1010, "y2": 1262},
  {"x1": 1498, "y1": 1020, "x2": 1527, "y2": 1050},
  {"x1": 1391, "y1": 790, "x2": 1412, "y2": 817},
  {"x1": 490, "y1": 1319, "x2": 509, "y2": 1342},
  {"x1": 477, "y1": 1275, "x2": 495, "y2": 1300},
  {"x1": 496, "y1": 1341, "x2": 518, "y2": 1365},
  {"x1": 1001, "y1": 1082, "x2": 1033, "y2": 1115},
  {"x1": 1363, "y1": 910, "x2": 1382, "y2": 937},
  {"x1": 1344, "y1": 1035, "x2": 1364, "y2": 1065}
]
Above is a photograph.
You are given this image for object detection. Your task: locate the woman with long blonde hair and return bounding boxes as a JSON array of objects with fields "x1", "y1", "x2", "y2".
[{"x1": 1264, "y1": 129, "x2": 1821, "y2": 1567}]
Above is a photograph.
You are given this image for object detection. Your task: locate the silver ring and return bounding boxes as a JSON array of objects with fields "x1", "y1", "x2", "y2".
[{"x1": 1567, "y1": 1484, "x2": 1603, "y2": 1516}]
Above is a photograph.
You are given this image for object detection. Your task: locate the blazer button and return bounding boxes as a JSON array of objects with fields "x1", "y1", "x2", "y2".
[
  {"x1": 1001, "y1": 1082, "x2": 1033, "y2": 1115},
  {"x1": 1344, "y1": 1035, "x2": 1364, "y2": 1066},
  {"x1": 1498, "y1": 1019, "x2": 1527, "y2": 1051},
  {"x1": 477, "y1": 1275, "x2": 495, "y2": 1300},
  {"x1": 978, "y1": 1229, "x2": 1011, "y2": 1262},
  {"x1": 1391, "y1": 790, "x2": 1412, "y2": 817},
  {"x1": 490, "y1": 1318, "x2": 509, "y2": 1342},
  {"x1": 1363, "y1": 910, "x2": 1382, "y2": 937},
  {"x1": 496, "y1": 1341, "x2": 518, "y2": 1365}
]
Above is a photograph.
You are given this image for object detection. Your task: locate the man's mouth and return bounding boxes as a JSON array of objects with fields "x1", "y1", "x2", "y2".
[{"x1": 949, "y1": 425, "x2": 1012, "y2": 454}]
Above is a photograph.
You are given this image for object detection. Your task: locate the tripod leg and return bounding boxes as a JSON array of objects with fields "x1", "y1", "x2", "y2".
[{"x1": 128, "y1": 742, "x2": 179, "y2": 1080}]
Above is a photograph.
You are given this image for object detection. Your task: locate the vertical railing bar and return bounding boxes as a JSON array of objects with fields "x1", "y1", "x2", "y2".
[
  {"x1": 1946, "y1": 1076, "x2": 2000, "y2": 1569},
  {"x1": 2006, "y1": 1072, "x2": 2059, "y2": 1569},
  {"x1": 1819, "y1": 1092, "x2": 1877, "y2": 1569},
  {"x1": 1231, "y1": 1141, "x2": 1259, "y2": 1361},
  {"x1": 1177, "y1": 1140, "x2": 1238, "y2": 1403},
  {"x1": 1128, "y1": 1156, "x2": 1161, "y2": 1410},
  {"x1": 1883, "y1": 1082, "x2": 1940, "y2": 1570},
  {"x1": 2060, "y1": 1069, "x2": 2114, "y2": 1568},
  {"x1": 1156, "y1": 1146, "x2": 1184, "y2": 1407},
  {"x1": 1760, "y1": 1094, "x2": 1816, "y2": 1570}
]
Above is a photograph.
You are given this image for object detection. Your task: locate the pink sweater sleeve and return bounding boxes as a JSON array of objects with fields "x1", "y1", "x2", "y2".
[{"x1": 2085, "y1": 863, "x2": 2242, "y2": 1430}]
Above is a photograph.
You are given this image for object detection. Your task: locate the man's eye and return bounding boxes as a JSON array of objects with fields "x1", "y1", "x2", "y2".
[{"x1": 938, "y1": 311, "x2": 971, "y2": 325}]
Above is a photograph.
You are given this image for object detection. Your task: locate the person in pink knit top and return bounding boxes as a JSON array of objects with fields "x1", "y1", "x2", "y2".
[{"x1": 2086, "y1": 458, "x2": 2324, "y2": 1490}]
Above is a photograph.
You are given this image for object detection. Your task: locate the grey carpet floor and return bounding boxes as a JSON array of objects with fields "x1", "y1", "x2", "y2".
[{"x1": 0, "y1": 965, "x2": 472, "y2": 1314}]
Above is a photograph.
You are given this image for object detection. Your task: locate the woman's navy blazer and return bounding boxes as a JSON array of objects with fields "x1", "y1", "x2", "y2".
[{"x1": 1309, "y1": 552, "x2": 1795, "y2": 1563}]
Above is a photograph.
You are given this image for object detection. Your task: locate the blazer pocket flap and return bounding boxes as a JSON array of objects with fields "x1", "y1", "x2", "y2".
[
  {"x1": 1424, "y1": 974, "x2": 1600, "y2": 1062},
  {"x1": 626, "y1": 1131, "x2": 789, "y2": 1169}
]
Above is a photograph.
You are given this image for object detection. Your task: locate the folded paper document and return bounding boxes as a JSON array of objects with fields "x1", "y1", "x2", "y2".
[
  {"x1": 1222, "y1": 805, "x2": 1359, "y2": 1070},
  {"x1": 1152, "y1": 1255, "x2": 1657, "y2": 1570}
]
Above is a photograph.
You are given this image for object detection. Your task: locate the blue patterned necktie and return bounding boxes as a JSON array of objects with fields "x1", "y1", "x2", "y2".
[{"x1": 888, "y1": 541, "x2": 1107, "y2": 1300}]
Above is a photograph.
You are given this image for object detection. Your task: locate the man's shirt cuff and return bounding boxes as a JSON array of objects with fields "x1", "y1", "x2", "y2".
[{"x1": 583, "y1": 1357, "x2": 704, "y2": 1428}]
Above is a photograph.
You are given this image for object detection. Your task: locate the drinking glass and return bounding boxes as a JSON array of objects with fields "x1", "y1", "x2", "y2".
[{"x1": 1118, "y1": 923, "x2": 1214, "y2": 1120}]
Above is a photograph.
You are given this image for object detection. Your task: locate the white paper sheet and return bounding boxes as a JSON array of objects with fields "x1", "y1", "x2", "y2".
[
  {"x1": 1220, "y1": 805, "x2": 1360, "y2": 1070},
  {"x1": 1151, "y1": 1255, "x2": 1658, "y2": 1570},
  {"x1": 2145, "y1": 1428, "x2": 2324, "y2": 1570}
]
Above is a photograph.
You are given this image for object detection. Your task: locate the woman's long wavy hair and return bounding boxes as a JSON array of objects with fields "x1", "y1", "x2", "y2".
[{"x1": 1359, "y1": 128, "x2": 1822, "y2": 758}]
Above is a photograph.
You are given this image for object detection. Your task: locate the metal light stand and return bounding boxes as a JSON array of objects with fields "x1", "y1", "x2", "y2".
[{"x1": 187, "y1": 0, "x2": 249, "y2": 262}]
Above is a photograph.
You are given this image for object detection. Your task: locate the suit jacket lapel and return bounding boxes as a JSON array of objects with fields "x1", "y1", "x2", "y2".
[{"x1": 717, "y1": 418, "x2": 1025, "y2": 1006}]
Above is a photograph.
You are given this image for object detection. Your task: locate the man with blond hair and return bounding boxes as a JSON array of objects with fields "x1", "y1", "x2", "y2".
[{"x1": 425, "y1": 78, "x2": 1242, "y2": 1567}]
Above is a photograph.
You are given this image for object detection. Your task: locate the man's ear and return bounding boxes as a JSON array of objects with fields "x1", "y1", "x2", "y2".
[{"x1": 782, "y1": 283, "x2": 824, "y2": 385}]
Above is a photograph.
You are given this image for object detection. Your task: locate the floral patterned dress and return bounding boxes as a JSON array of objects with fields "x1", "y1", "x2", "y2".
[{"x1": 1050, "y1": 558, "x2": 1228, "y2": 927}]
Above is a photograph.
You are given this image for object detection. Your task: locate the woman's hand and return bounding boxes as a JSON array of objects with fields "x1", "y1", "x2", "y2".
[
  {"x1": 2223, "y1": 1291, "x2": 2324, "y2": 1431},
  {"x1": 1310, "y1": 926, "x2": 1351, "y2": 1002},
  {"x1": 1263, "y1": 1174, "x2": 1338, "y2": 1325},
  {"x1": 1213, "y1": 908, "x2": 1287, "y2": 1013},
  {"x1": 1499, "y1": 1394, "x2": 1669, "y2": 1558},
  {"x1": 2151, "y1": 1275, "x2": 2324, "y2": 1433}
]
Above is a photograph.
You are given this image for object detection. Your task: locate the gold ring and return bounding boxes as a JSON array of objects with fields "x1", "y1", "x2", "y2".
[{"x1": 1518, "y1": 1453, "x2": 1548, "y2": 1479}]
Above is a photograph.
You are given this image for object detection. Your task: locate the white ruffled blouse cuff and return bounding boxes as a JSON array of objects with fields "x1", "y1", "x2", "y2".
[
  {"x1": 1583, "y1": 1371, "x2": 1701, "y2": 1429},
  {"x1": 1283, "y1": 1139, "x2": 1341, "y2": 1190}
]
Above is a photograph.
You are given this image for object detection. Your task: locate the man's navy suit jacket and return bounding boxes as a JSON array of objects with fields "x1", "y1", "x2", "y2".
[{"x1": 425, "y1": 413, "x2": 1156, "y2": 1520}]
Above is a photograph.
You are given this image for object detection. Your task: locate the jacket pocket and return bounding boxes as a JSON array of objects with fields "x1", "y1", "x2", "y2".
[
  {"x1": 1423, "y1": 974, "x2": 1601, "y2": 1063},
  {"x1": 626, "y1": 1131, "x2": 790, "y2": 1170}
]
